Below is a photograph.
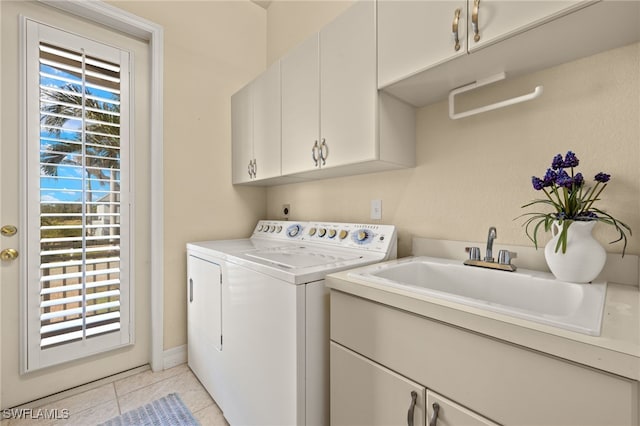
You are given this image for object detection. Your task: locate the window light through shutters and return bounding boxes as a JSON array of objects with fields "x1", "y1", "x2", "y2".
[{"x1": 25, "y1": 20, "x2": 132, "y2": 370}]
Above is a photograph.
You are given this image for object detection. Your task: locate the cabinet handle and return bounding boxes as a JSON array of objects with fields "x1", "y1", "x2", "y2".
[
  {"x1": 252, "y1": 159, "x2": 257, "y2": 177},
  {"x1": 429, "y1": 402, "x2": 440, "y2": 426},
  {"x1": 407, "y1": 391, "x2": 418, "y2": 426},
  {"x1": 472, "y1": 0, "x2": 481, "y2": 42},
  {"x1": 312, "y1": 140, "x2": 320, "y2": 166},
  {"x1": 189, "y1": 278, "x2": 194, "y2": 303},
  {"x1": 320, "y1": 138, "x2": 328, "y2": 166},
  {"x1": 452, "y1": 8, "x2": 462, "y2": 52},
  {"x1": 247, "y1": 160, "x2": 252, "y2": 178}
]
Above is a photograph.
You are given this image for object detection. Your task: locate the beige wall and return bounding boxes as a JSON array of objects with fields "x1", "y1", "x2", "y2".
[
  {"x1": 265, "y1": 2, "x2": 640, "y2": 259},
  {"x1": 266, "y1": 0, "x2": 353, "y2": 65},
  {"x1": 108, "y1": 1, "x2": 268, "y2": 350}
]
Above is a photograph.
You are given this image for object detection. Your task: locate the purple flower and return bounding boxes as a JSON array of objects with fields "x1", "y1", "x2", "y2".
[
  {"x1": 542, "y1": 168, "x2": 556, "y2": 187},
  {"x1": 594, "y1": 172, "x2": 611, "y2": 183},
  {"x1": 551, "y1": 154, "x2": 563, "y2": 170},
  {"x1": 555, "y1": 169, "x2": 573, "y2": 188},
  {"x1": 573, "y1": 172, "x2": 584, "y2": 187},
  {"x1": 562, "y1": 151, "x2": 579, "y2": 168},
  {"x1": 531, "y1": 176, "x2": 544, "y2": 190}
]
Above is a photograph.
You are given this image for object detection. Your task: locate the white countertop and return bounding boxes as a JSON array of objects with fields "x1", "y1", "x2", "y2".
[{"x1": 327, "y1": 258, "x2": 640, "y2": 381}]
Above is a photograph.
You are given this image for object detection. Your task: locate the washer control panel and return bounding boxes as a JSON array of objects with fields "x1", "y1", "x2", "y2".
[
  {"x1": 252, "y1": 220, "x2": 306, "y2": 241},
  {"x1": 251, "y1": 220, "x2": 396, "y2": 253},
  {"x1": 301, "y1": 222, "x2": 395, "y2": 253}
]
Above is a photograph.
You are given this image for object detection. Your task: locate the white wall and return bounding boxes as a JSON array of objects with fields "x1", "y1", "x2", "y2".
[{"x1": 265, "y1": 2, "x2": 640, "y2": 259}]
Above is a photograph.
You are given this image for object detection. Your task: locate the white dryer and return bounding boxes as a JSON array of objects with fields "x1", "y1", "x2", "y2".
[{"x1": 186, "y1": 220, "x2": 397, "y2": 426}]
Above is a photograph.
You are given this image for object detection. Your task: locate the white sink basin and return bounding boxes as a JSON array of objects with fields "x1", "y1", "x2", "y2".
[{"x1": 348, "y1": 256, "x2": 607, "y2": 336}]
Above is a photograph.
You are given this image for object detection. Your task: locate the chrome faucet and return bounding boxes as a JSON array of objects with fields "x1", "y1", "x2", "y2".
[
  {"x1": 464, "y1": 226, "x2": 517, "y2": 272},
  {"x1": 485, "y1": 226, "x2": 497, "y2": 262}
]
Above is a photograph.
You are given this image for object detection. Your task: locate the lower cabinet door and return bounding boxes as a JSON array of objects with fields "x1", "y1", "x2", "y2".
[
  {"x1": 427, "y1": 390, "x2": 499, "y2": 426},
  {"x1": 331, "y1": 342, "x2": 425, "y2": 426}
]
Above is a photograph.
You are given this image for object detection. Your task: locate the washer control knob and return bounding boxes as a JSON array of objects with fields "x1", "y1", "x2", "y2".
[
  {"x1": 257, "y1": 225, "x2": 264, "y2": 232},
  {"x1": 339, "y1": 230, "x2": 349, "y2": 240},
  {"x1": 287, "y1": 224, "x2": 301, "y2": 237},
  {"x1": 318, "y1": 228, "x2": 327, "y2": 237},
  {"x1": 269, "y1": 226, "x2": 276, "y2": 232},
  {"x1": 308, "y1": 227, "x2": 317, "y2": 236},
  {"x1": 276, "y1": 226, "x2": 282, "y2": 233},
  {"x1": 357, "y1": 230, "x2": 368, "y2": 242},
  {"x1": 328, "y1": 229, "x2": 337, "y2": 239}
]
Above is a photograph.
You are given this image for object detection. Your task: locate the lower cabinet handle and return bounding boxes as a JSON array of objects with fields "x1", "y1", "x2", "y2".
[
  {"x1": 247, "y1": 161, "x2": 252, "y2": 178},
  {"x1": 252, "y1": 159, "x2": 257, "y2": 177},
  {"x1": 189, "y1": 278, "x2": 193, "y2": 303},
  {"x1": 429, "y1": 402, "x2": 440, "y2": 426},
  {"x1": 407, "y1": 391, "x2": 418, "y2": 426}
]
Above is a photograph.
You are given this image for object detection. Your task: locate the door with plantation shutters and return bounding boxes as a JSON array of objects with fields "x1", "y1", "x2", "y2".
[{"x1": 25, "y1": 20, "x2": 132, "y2": 370}]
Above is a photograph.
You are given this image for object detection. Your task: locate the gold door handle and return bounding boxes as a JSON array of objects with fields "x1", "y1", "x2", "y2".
[
  {"x1": 452, "y1": 8, "x2": 462, "y2": 52},
  {"x1": 1, "y1": 248, "x2": 18, "y2": 261},
  {"x1": 1, "y1": 225, "x2": 17, "y2": 237},
  {"x1": 472, "y1": 0, "x2": 481, "y2": 42}
]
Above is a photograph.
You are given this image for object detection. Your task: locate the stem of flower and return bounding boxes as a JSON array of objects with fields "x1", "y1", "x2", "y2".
[{"x1": 583, "y1": 183, "x2": 607, "y2": 213}]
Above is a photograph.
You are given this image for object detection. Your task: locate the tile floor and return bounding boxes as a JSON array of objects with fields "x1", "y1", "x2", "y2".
[{"x1": 2, "y1": 363, "x2": 228, "y2": 425}]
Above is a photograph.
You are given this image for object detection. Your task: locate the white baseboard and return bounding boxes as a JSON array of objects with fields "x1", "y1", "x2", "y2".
[{"x1": 163, "y1": 345, "x2": 187, "y2": 370}]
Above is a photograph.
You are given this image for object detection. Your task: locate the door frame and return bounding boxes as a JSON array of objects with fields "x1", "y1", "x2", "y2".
[{"x1": 36, "y1": 0, "x2": 165, "y2": 372}]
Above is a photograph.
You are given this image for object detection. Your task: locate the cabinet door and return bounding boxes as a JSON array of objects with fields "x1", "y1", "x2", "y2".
[
  {"x1": 281, "y1": 34, "x2": 320, "y2": 175},
  {"x1": 252, "y1": 61, "x2": 281, "y2": 180},
  {"x1": 378, "y1": 0, "x2": 467, "y2": 88},
  {"x1": 187, "y1": 255, "x2": 224, "y2": 405},
  {"x1": 320, "y1": 0, "x2": 377, "y2": 169},
  {"x1": 427, "y1": 390, "x2": 499, "y2": 426},
  {"x1": 331, "y1": 342, "x2": 426, "y2": 426},
  {"x1": 469, "y1": 0, "x2": 588, "y2": 51},
  {"x1": 231, "y1": 83, "x2": 253, "y2": 184}
]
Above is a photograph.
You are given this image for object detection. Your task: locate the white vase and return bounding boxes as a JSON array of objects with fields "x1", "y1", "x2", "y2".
[{"x1": 544, "y1": 221, "x2": 606, "y2": 283}]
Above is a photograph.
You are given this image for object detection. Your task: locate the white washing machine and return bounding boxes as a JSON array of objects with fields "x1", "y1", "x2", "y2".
[{"x1": 186, "y1": 220, "x2": 397, "y2": 426}]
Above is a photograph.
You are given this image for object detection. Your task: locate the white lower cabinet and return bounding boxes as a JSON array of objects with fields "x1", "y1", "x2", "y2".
[
  {"x1": 331, "y1": 342, "x2": 426, "y2": 426},
  {"x1": 331, "y1": 342, "x2": 497, "y2": 426},
  {"x1": 330, "y1": 290, "x2": 639, "y2": 425}
]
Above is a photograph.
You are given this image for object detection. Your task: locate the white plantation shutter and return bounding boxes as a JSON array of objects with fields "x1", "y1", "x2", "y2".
[{"x1": 25, "y1": 20, "x2": 132, "y2": 370}]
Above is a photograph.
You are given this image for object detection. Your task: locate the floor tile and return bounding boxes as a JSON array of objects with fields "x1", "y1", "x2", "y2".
[
  {"x1": 114, "y1": 363, "x2": 189, "y2": 397},
  {"x1": 117, "y1": 369, "x2": 214, "y2": 416},
  {"x1": 193, "y1": 403, "x2": 228, "y2": 426},
  {"x1": 52, "y1": 400, "x2": 119, "y2": 426}
]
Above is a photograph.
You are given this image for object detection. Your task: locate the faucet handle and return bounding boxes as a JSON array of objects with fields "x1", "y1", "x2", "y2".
[
  {"x1": 498, "y1": 250, "x2": 517, "y2": 265},
  {"x1": 465, "y1": 246, "x2": 481, "y2": 261}
]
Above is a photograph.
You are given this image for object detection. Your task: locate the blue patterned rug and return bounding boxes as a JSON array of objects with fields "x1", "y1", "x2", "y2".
[{"x1": 100, "y1": 393, "x2": 200, "y2": 426}]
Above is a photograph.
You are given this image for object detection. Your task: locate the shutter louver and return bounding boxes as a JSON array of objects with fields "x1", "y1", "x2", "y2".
[{"x1": 38, "y1": 41, "x2": 122, "y2": 349}]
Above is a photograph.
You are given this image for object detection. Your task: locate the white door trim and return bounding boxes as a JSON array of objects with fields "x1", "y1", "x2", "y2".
[{"x1": 37, "y1": 0, "x2": 164, "y2": 372}]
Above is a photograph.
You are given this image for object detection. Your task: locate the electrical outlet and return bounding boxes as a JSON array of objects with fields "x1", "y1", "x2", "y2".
[
  {"x1": 370, "y1": 199, "x2": 382, "y2": 220},
  {"x1": 282, "y1": 204, "x2": 290, "y2": 219}
]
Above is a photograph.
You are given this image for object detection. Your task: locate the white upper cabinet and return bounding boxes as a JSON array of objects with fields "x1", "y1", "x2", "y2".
[
  {"x1": 281, "y1": 0, "x2": 415, "y2": 179},
  {"x1": 319, "y1": 0, "x2": 377, "y2": 172},
  {"x1": 281, "y1": 35, "x2": 320, "y2": 176},
  {"x1": 378, "y1": 0, "x2": 639, "y2": 107},
  {"x1": 231, "y1": 83, "x2": 252, "y2": 184},
  {"x1": 469, "y1": 1, "x2": 587, "y2": 52},
  {"x1": 231, "y1": 61, "x2": 281, "y2": 184},
  {"x1": 378, "y1": 1, "x2": 468, "y2": 88},
  {"x1": 378, "y1": 0, "x2": 589, "y2": 88}
]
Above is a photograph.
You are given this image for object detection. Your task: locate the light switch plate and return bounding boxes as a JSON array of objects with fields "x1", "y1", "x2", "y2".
[{"x1": 370, "y1": 199, "x2": 382, "y2": 220}]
